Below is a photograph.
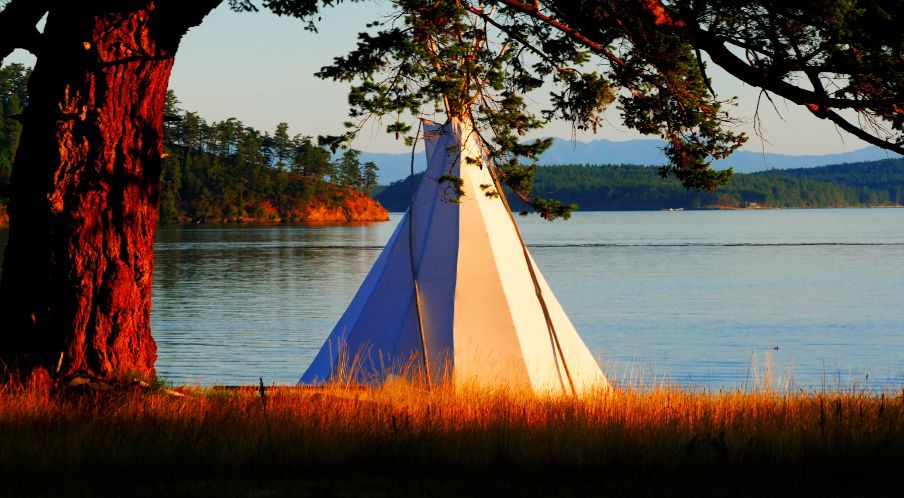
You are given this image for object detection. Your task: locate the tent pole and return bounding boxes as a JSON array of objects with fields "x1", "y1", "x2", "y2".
[
  {"x1": 409, "y1": 120, "x2": 431, "y2": 388},
  {"x1": 473, "y1": 129, "x2": 576, "y2": 396}
]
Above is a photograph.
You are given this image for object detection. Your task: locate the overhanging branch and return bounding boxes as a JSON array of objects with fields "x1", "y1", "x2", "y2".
[
  {"x1": 629, "y1": 0, "x2": 904, "y2": 110},
  {"x1": 491, "y1": 0, "x2": 630, "y2": 69},
  {"x1": 806, "y1": 104, "x2": 904, "y2": 156},
  {"x1": 496, "y1": 0, "x2": 904, "y2": 110},
  {"x1": 496, "y1": 0, "x2": 904, "y2": 154}
]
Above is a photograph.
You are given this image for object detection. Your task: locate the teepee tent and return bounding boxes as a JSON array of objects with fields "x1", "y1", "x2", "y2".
[{"x1": 300, "y1": 118, "x2": 607, "y2": 394}]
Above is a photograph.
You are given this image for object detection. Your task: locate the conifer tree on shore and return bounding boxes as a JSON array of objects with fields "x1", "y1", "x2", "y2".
[{"x1": 363, "y1": 161, "x2": 379, "y2": 195}]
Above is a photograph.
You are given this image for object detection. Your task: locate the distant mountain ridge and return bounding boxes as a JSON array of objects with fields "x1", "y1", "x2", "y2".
[{"x1": 361, "y1": 138, "x2": 903, "y2": 184}]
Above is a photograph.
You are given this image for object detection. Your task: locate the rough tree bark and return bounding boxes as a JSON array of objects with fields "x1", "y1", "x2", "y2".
[{"x1": 0, "y1": 0, "x2": 220, "y2": 378}]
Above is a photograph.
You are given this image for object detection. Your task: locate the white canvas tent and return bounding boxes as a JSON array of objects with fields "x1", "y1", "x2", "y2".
[{"x1": 300, "y1": 118, "x2": 607, "y2": 394}]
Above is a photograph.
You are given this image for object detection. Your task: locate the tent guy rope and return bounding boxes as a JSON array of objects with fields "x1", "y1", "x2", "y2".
[{"x1": 408, "y1": 119, "x2": 431, "y2": 387}]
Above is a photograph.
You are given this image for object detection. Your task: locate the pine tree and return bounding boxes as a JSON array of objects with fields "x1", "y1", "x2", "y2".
[
  {"x1": 273, "y1": 122, "x2": 293, "y2": 172},
  {"x1": 362, "y1": 161, "x2": 379, "y2": 195},
  {"x1": 160, "y1": 90, "x2": 183, "y2": 223},
  {"x1": 293, "y1": 135, "x2": 333, "y2": 180},
  {"x1": 336, "y1": 149, "x2": 362, "y2": 190}
]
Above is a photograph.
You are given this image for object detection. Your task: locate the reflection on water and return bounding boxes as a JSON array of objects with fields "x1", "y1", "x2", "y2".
[
  {"x1": 148, "y1": 221, "x2": 398, "y2": 386},
  {"x1": 2, "y1": 209, "x2": 903, "y2": 388}
]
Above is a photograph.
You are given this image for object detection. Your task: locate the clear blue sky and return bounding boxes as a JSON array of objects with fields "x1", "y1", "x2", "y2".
[{"x1": 5, "y1": 2, "x2": 872, "y2": 155}]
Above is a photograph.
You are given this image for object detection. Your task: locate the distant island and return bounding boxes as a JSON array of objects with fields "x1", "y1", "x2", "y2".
[{"x1": 374, "y1": 159, "x2": 904, "y2": 212}]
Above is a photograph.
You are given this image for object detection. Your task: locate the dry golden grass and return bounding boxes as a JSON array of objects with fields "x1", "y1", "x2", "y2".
[{"x1": 1, "y1": 363, "x2": 903, "y2": 497}]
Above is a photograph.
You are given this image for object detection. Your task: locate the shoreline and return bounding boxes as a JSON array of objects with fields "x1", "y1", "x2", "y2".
[
  {"x1": 0, "y1": 194, "x2": 390, "y2": 228},
  {"x1": 4, "y1": 204, "x2": 904, "y2": 230},
  {"x1": 700, "y1": 204, "x2": 903, "y2": 210},
  {"x1": 158, "y1": 216, "x2": 390, "y2": 226}
]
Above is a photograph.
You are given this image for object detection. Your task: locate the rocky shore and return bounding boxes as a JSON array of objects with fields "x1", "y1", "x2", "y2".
[
  {"x1": 0, "y1": 191, "x2": 388, "y2": 229},
  {"x1": 166, "y1": 189, "x2": 389, "y2": 224}
]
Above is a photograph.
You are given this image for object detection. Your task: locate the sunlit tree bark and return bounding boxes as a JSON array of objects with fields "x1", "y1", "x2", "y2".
[{"x1": 0, "y1": 0, "x2": 220, "y2": 378}]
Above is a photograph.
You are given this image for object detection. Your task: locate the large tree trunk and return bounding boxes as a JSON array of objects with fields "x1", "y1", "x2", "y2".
[{"x1": 0, "y1": 0, "x2": 220, "y2": 378}]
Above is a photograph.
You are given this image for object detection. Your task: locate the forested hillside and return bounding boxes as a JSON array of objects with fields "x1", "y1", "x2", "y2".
[
  {"x1": 375, "y1": 162, "x2": 904, "y2": 212},
  {"x1": 0, "y1": 63, "x2": 387, "y2": 225},
  {"x1": 760, "y1": 161, "x2": 904, "y2": 206},
  {"x1": 158, "y1": 91, "x2": 385, "y2": 223}
]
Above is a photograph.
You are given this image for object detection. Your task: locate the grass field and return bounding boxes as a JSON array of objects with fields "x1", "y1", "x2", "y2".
[{"x1": 1, "y1": 365, "x2": 902, "y2": 498}]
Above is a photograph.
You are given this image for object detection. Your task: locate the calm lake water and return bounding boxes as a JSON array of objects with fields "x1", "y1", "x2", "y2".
[{"x1": 1, "y1": 209, "x2": 903, "y2": 389}]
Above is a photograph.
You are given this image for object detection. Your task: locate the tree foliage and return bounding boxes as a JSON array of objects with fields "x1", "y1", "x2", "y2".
[
  {"x1": 501, "y1": 0, "x2": 904, "y2": 155},
  {"x1": 312, "y1": 0, "x2": 597, "y2": 219}
]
